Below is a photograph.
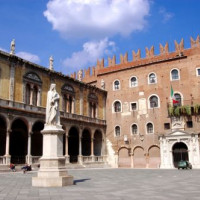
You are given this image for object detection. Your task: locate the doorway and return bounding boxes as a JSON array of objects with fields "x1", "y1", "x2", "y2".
[{"x1": 172, "y1": 142, "x2": 188, "y2": 168}]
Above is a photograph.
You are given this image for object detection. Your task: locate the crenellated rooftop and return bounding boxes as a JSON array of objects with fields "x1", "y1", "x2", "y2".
[{"x1": 70, "y1": 35, "x2": 200, "y2": 82}]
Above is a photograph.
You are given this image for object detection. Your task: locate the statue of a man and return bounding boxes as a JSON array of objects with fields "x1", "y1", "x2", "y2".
[
  {"x1": 10, "y1": 39, "x2": 15, "y2": 55},
  {"x1": 49, "y1": 56, "x2": 54, "y2": 70},
  {"x1": 46, "y1": 83, "x2": 60, "y2": 126}
]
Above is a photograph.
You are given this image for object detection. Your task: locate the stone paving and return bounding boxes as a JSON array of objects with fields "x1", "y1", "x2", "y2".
[{"x1": 0, "y1": 168, "x2": 200, "y2": 200}]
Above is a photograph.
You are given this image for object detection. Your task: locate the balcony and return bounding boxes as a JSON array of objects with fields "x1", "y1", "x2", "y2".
[{"x1": 0, "y1": 98, "x2": 106, "y2": 125}]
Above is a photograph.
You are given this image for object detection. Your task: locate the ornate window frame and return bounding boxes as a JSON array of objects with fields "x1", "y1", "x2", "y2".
[
  {"x1": 146, "y1": 122, "x2": 154, "y2": 134},
  {"x1": 23, "y1": 71, "x2": 42, "y2": 106},
  {"x1": 131, "y1": 123, "x2": 138, "y2": 135},
  {"x1": 148, "y1": 94, "x2": 160, "y2": 109},
  {"x1": 129, "y1": 76, "x2": 138, "y2": 88},
  {"x1": 148, "y1": 72, "x2": 157, "y2": 84},
  {"x1": 113, "y1": 79, "x2": 120, "y2": 91},
  {"x1": 170, "y1": 68, "x2": 180, "y2": 81},
  {"x1": 112, "y1": 100, "x2": 122, "y2": 113},
  {"x1": 114, "y1": 125, "x2": 121, "y2": 137}
]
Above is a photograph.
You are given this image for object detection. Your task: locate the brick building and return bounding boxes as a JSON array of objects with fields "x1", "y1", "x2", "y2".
[{"x1": 81, "y1": 35, "x2": 200, "y2": 169}]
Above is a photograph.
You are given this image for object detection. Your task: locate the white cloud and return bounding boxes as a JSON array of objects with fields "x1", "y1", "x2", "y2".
[
  {"x1": 44, "y1": 0, "x2": 150, "y2": 39},
  {"x1": 16, "y1": 52, "x2": 40, "y2": 63},
  {"x1": 159, "y1": 7, "x2": 173, "y2": 23},
  {"x1": 0, "y1": 47, "x2": 8, "y2": 52},
  {"x1": 62, "y1": 38, "x2": 116, "y2": 72}
]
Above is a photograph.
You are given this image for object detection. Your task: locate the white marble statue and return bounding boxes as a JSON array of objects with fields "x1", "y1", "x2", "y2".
[
  {"x1": 10, "y1": 39, "x2": 15, "y2": 55},
  {"x1": 49, "y1": 56, "x2": 54, "y2": 70},
  {"x1": 46, "y1": 83, "x2": 60, "y2": 126}
]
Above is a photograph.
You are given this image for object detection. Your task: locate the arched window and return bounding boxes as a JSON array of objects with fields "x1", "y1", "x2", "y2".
[
  {"x1": 32, "y1": 86, "x2": 38, "y2": 106},
  {"x1": 148, "y1": 73, "x2": 157, "y2": 84},
  {"x1": 88, "y1": 93, "x2": 98, "y2": 118},
  {"x1": 113, "y1": 80, "x2": 120, "y2": 90},
  {"x1": 147, "y1": 123, "x2": 153, "y2": 134},
  {"x1": 114, "y1": 101, "x2": 121, "y2": 112},
  {"x1": 174, "y1": 93, "x2": 182, "y2": 106},
  {"x1": 130, "y1": 76, "x2": 138, "y2": 87},
  {"x1": 115, "y1": 126, "x2": 120, "y2": 137},
  {"x1": 131, "y1": 124, "x2": 138, "y2": 134},
  {"x1": 23, "y1": 72, "x2": 42, "y2": 106},
  {"x1": 171, "y1": 69, "x2": 179, "y2": 80},
  {"x1": 149, "y1": 95, "x2": 159, "y2": 108},
  {"x1": 62, "y1": 84, "x2": 75, "y2": 114}
]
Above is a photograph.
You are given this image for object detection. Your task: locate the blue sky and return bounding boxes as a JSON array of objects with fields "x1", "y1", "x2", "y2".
[{"x1": 0, "y1": 0, "x2": 200, "y2": 75}]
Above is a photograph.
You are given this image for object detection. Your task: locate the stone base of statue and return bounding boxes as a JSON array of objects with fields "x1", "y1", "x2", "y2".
[{"x1": 32, "y1": 125, "x2": 74, "y2": 187}]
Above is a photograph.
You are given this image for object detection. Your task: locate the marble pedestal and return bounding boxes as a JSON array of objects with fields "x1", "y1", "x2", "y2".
[{"x1": 32, "y1": 126, "x2": 73, "y2": 187}]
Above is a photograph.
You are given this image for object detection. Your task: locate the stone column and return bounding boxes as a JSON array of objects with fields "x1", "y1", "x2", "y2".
[
  {"x1": 78, "y1": 129, "x2": 83, "y2": 164},
  {"x1": 30, "y1": 84, "x2": 34, "y2": 105},
  {"x1": 37, "y1": 88, "x2": 41, "y2": 106},
  {"x1": 9, "y1": 63, "x2": 15, "y2": 104},
  {"x1": 91, "y1": 130, "x2": 94, "y2": 162},
  {"x1": 4, "y1": 129, "x2": 11, "y2": 165},
  {"x1": 80, "y1": 88, "x2": 83, "y2": 115},
  {"x1": 72, "y1": 97, "x2": 75, "y2": 114},
  {"x1": 26, "y1": 132, "x2": 32, "y2": 164},
  {"x1": 65, "y1": 127, "x2": 69, "y2": 164}
]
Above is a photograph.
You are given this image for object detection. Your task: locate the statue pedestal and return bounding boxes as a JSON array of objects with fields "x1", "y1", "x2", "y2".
[{"x1": 32, "y1": 126, "x2": 73, "y2": 187}]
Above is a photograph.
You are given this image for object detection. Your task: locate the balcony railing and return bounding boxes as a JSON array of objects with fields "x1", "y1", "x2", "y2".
[{"x1": 0, "y1": 98, "x2": 106, "y2": 125}]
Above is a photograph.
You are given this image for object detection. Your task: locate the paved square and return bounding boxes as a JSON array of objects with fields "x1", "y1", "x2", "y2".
[{"x1": 0, "y1": 169, "x2": 200, "y2": 200}]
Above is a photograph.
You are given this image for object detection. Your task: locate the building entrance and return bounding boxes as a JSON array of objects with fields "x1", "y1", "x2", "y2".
[
  {"x1": 68, "y1": 127, "x2": 79, "y2": 163},
  {"x1": 172, "y1": 142, "x2": 188, "y2": 168},
  {"x1": 10, "y1": 119, "x2": 28, "y2": 164}
]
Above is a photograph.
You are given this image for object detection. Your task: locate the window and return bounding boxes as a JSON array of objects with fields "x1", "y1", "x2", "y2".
[
  {"x1": 113, "y1": 80, "x2": 120, "y2": 90},
  {"x1": 186, "y1": 121, "x2": 193, "y2": 128},
  {"x1": 131, "y1": 124, "x2": 138, "y2": 134},
  {"x1": 174, "y1": 93, "x2": 182, "y2": 106},
  {"x1": 196, "y1": 68, "x2": 200, "y2": 76},
  {"x1": 130, "y1": 76, "x2": 138, "y2": 87},
  {"x1": 148, "y1": 73, "x2": 157, "y2": 84},
  {"x1": 88, "y1": 93, "x2": 98, "y2": 118},
  {"x1": 130, "y1": 102, "x2": 137, "y2": 111},
  {"x1": 114, "y1": 101, "x2": 121, "y2": 112},
  {"x1": 23, "y1": 72, "x2": 42, "y2": 106},
  {"x1": 149, "y1": 95, "x2": 159, "y2": 108},
  {"x1": 115, "y1": 126, "x2": 120, "y2": 136},
  {"x1": 164, "y1": 123, "x2": 170, "y2": 130},
  {"x1": 147, "y1": 123, "x2": 153, "y2": 134},
  {"x1": 171, "y1": 69, "x2": 179, "y2": 80},
  {"x1": 62, "y1": 84, "x2": 75, "y2": 114}
]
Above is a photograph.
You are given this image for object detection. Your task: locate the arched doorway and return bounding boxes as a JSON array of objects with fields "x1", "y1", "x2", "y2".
[
  {"x1": 68, "y1": 127, "x2": 79, "y2": 163},
  {"x1": 133, "y1": 147, "x2": 146, "y2": 168},
  {"x1": 172, "y1": 142, "x2": 188, "y2": 168},
  {"x1": 0, "y1": 116, "x2": 6, "y2": 156},
  {"x1": 118, "y1": 148, "x2": 131, "y2": 168},
  {"x1": 31, "y1": 121, "x2": 44, "y2": 157},
  {"x1": 10, "y1": 119, "x2": 28, "y2": 164},
  {"x1": 82, "y1": 129, "x2": 91, "y2": 156},
  {"x1": 148, "y1": 146, "x2": 160, "y2": 168},
  {"x1": 94, "y1": 130, "x2": 102, "y2": 156}
]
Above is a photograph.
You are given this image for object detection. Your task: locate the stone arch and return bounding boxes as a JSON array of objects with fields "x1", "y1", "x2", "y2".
[
  {"x1": 68, "y1": 126, "x2": 79, "y2": 163},
  {"x1": 82, "y1": 128, "x2": 91, "y2": 156},
  {"x1": 118, "y1": 147, "x2": 131, "y2": 168},
  {"x1": 148, "y1": 145, "x2": 160, "y2": 168},
  {"x1": 10, "y1": 118, "x2": 28, "y2": 164},
  {"x1": 31, "y1": 121, "x2": 44, "y2": 157},
  {"x1": 172, "y1": 142, "x2": 188, "y2": 168},
  {"x1": 133, "y1": 146, "x2": 146, "y2": 168},
  {"x1": 94, "y1": 129, "x2": 102, "y2": 156},
  {"x1": 0, "y1": 115, "x2": 7, "y2": 156}
]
